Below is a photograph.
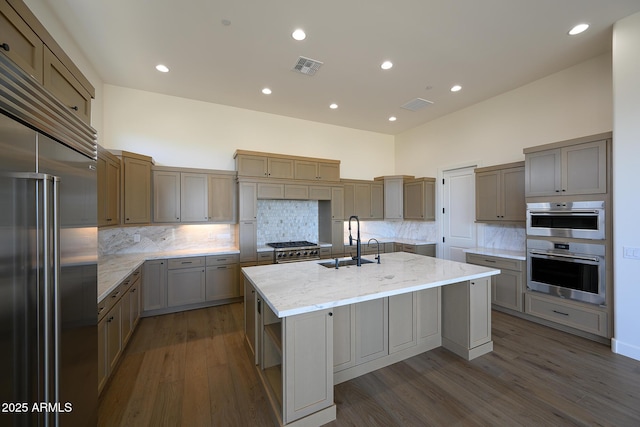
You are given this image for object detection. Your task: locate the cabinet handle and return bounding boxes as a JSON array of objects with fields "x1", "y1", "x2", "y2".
[
  {"x1": 107, "y1": 316, "x2": 114, "y2": 322},
  {"x1": 98, "y1": 307, "x2": 105, "y2": 314},
  {"x1": 0, "y1": 43, "x2": 10, "y2": 51},
  {"x1": 483, "y1": 259, "x2": 496, "y2": 263},
  {"x1": 181, "y1": 261, "x2": 193, "y2": 264},
  {"x1": 131, "y1": 288, "x2": 137, "y2": 293},
  {"x1": 552, "y1": 310, "x2": 569, "y2": 316},
  {"x1": 217, "y1": 266, "x2": 227, "y2": 269},
  {"x1": 111, "y1": 292, "x2": 120, "y2": 298},
  {"x1": 70, "y1": 106, "x2": 79, "y2": 111},
  {"x1": 328, "y1": 312, "x2": 333, "y2": 316},
  {"x1": 471, "y1": 282, "x2": 475, "y2": 285}
]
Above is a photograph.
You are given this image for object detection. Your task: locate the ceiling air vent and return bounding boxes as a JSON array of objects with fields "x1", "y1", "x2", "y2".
[
  {"x1": 401, "y1": 98, "x2": 434, "y2": 111},
  {"x1": 292, "y1": 56, "x2": 323, "y2": 76}
]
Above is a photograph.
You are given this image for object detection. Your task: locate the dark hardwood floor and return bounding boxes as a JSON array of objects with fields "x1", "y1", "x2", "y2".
[{"x1": 99, "y1": 302, "x2": 640, "y2": 426}]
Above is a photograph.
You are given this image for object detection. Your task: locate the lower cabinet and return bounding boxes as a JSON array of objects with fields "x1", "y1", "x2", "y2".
[
  {"x1": 355, "y1": 298, "x2": 389, "y2": 364},
  {"x1": 257, "y1": 300, "x2": 334, "y2": 425},
  {"x1": 441, "y1": 278, "x2": 493, "y2": 360},
  {"x1": 143, "y1": 254, "x2": 241, "y2": 316},
  {"x1": 98, "y1": 267, "x2": 142, "y2": 394},
  {"x1": 465, "y1": 253, "x2": 525, "y2": 312},
  {"x1": 205, "y1": 254, "x2": 240, "y2": 301}
]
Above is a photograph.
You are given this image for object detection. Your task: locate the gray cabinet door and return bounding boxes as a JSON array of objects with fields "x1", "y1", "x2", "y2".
[
  {"x1": 355, "y1": 298, "x2": 388, "y2": 364},
  {"x1": 383, "y1": 178, "x2": 404, "y2": 220},
  {"x1": 181, "y1": 173, "x2": 208, "y2": 222},
  {"x1": 389, "y1": 293, "x2": 417, "y2": 353},
  {"x1": 237, "y1": 154, "x2": 268, "y2": 177},
  {"x1": 475, "y1": 170, "x2": 500, "y2": 221},
  {"x1": 469, "y1": 278, "x2": 491, "y2": 348},
  {"x1": 153, "y1": 171, "x2": 181, "y2": 222},
  {"x1": 333, "y1": 305, "x2": 355, "y2": 372},
  {"x1": 239, "y1": 182, "x2": 257, "y2": 221},
  {"x1": 294, "y1": 160, "x2": 318, "y2": 180},
  {"x1": 417, "y1": 287, "x2": 441, "y2": 343},
  {"x1": 525, "y1": 148, "x2": 562, "y2": 196},
  {"x1": 332, "y1": 187, "x2": 344, "y2": 220},
  {"x1": 208, "y1": 174, "x2": 236, "y2": 222},
  {"x1": 563, "y1": 139, "x2": 607, "y2": 195},
  {"x1": 123, "y1": 157, "x2": 152, "y2": 223},
  {"x1": 143, "y1": 260, "x2": 167, "y2": 311},
  {"x1": 404, "y1": 180, "x2": 424, "y2": 219},
  {"x1": 167, "y1": 267, "x2": 206, "y2": 307},
  {"x1": 318, "y1": 162, "x2": 340, "y2": 181},
  {"x1": 267, "y1": 157, "x2": 294, "y2": 179},
  {"x1": 284, "y1": 309, "x2": 334, "y2": 424},
  {"x1": 244, "y1": 279, "x2": 258, "y2": 364},
  {"x1": 205, "y1": 264, "x2": 239, "y2": 300},
  {"x1": 492, "y1": 269, "x2": 523, "y2": 312},
  {"x1": 239, "y1": 220, "x2": 257, "y2": 262},
  {"x1": 370, "y1": 183, "x2": 384, "y2": 219},
  {"x1": 354, "y1": 183, "x2": 371, "y2": 218},
  {"x1": 501, "y1": 167, "x2": 525, "y2": 221}
]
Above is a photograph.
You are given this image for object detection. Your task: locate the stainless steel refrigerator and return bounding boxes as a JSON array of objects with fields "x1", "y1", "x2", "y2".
[{"x1": 0, "y1": 53, "x2": 97, "y2": 426}]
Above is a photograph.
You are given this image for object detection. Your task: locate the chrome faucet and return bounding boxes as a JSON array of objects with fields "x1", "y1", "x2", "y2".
[
  {"x1": 368, "y1": 238, "x2": 381, "y2": 264},
  {"x1": 348, "y1": 215, "x2": 362, "y2": 266}
]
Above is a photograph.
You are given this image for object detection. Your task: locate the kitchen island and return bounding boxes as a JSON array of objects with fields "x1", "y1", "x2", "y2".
[{"x1": 242, "y1": 252, "x2": 500, "y2": 426}]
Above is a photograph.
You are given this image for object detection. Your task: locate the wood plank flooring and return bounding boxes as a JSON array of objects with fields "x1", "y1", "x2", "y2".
[{"x1": 99, "y1": 303, "x2": 640, "y2": 426}]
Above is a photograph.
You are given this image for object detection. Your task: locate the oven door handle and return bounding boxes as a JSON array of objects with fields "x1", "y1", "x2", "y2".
[
  {"x1": 529, "y1": 210, "x2": 600, "y2": 215},
  {"x1": 529, "y1": 250, "x2": 600, "y2": 263}
]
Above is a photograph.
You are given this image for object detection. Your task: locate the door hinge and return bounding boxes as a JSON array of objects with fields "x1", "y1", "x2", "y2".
[
  {"x1": 442, "y1": 237, "x2": 445, "y2": 243},
  {"x1": 442, "y1": 178, "x2": 445, "y2": 185},
  {"x1": 442, "y1": 208, "x2": 445, "y2": 214}
]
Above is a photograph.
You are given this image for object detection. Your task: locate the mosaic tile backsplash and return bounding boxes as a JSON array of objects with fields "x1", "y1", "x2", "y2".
[{"x1": 257, "y1": 200, "x2": 318, "y2": 245}]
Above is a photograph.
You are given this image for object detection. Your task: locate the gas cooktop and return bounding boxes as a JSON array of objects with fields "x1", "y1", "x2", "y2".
[{"x1": 267, "y1": 241, "x2": 318, "y2": 249}]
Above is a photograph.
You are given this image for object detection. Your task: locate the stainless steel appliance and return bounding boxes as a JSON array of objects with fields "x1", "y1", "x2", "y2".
[
  {"x1": 526, "y1": 201, "x2": 605, "y2": 240},
  {"x1": 1, "y1": 53, "x2": 97, "y2": 426},
  {"x1": 267, "y1": 241, "x2": 321, "y2": 263},
  {"x1": 527, "y1": 239, "x2": 605, "y2": 306}
]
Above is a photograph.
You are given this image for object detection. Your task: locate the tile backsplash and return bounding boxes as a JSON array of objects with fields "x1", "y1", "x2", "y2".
[
  {"x1": 99, "y1": 224, "x2": 236, "y2": 255},
  {"x1": 257, "y1": 200, "x2": 318, "y2": 245}
]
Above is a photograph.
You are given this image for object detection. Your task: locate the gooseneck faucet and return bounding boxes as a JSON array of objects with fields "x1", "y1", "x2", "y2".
[
  {"x1": 368, "y1": 238, "x2": 381, "y2": 264},
  {"x1": 348, "y1": 215, "x2": 362, "y2": 266}
]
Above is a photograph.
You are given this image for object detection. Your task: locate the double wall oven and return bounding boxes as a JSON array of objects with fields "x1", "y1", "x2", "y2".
[{"x1": 526, "y1": 201, "x2": 607, "y2": 306}]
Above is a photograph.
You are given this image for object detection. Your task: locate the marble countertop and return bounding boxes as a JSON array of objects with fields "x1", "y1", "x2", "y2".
[
  {"x1": 463, "y1": 247, "x2": 526, "y2": 261},
  {"x1": 242, "y1": 251, "x2": 500, "y2": 318},
  {"x1": 98, "y1": 246, "x2": 239, "y2": 302}
]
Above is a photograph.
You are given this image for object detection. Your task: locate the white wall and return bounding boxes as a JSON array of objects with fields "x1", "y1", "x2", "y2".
[
  {"x1": 394, "y1": 54, "x2": 613, "y2": 176},
  {"x1": 102, "y1": 85, "x2": 394, "y2": 179},
  {"x1": 612, "y1": 13, "x2": 640, "y2": 361}
]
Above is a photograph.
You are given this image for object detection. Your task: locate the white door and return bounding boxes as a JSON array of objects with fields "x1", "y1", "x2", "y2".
[{"x1": 442, "y1": 166, "x2": 477, "y2": 262}]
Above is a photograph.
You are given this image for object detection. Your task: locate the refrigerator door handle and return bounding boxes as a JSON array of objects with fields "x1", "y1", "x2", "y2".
[{"x1": 38, "y1": 173, "x2": 61, "y2": 427}]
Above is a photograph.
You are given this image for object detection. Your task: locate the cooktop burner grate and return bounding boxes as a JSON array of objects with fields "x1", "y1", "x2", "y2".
[{"x1": 267, "y1": 241, "x2": 318, "y2": 249}]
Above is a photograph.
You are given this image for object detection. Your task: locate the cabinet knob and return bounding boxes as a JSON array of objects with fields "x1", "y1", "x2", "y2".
[
  {"x1": 70, "y1": 106, "x2": 79, "y2": 111},
  {"x1": 0, "y1": 43, "x2": 10, "y2": 51},
  {"x1": 328, "y1": 312, "x2": 333, "y2": 316}
]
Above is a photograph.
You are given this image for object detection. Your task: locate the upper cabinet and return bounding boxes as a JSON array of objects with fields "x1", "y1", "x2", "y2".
[
  {"x1": 97, "y1": 146, "x2": 121, "y2": 227},
  {"x1": 152, "y1": 166, "x2": 237, "y2": 224},
  {"x1": 0, "y1": 0, "x2": 43, "y2": 82},
  {"x1": 343, "y1": 180, "x2": 383, "y2": 220},
  {"x1": 120, "y1": 151, "x2": 153, "y2": 224},
  {"x1": 0, "y1": 0, "x2": 95, "y2": 124},
  {"x1": 524, "y1": 134, "x2": 610, "y2": 197},
  {"x1": 404, "y1": 178, "x2": 436, "y2": 221},
  {"x1": 475, "y1": 162, "x2": 525, "y2": 223},
  {"x1": 235, "y1": 150, "x2": 340, "y2": 182},
  {"x1": 374, "y1": 175, "x2": 415, "y2": 221}
]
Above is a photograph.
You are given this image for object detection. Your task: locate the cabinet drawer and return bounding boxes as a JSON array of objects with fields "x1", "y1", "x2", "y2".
[
  {"x1": 319, "y1": 247, "x2": 331, "y2": 259},
  {"x1": 309, "y1": 186, "x2": 331, "y2": 200},
  {"x1": 525, "y1": 293, "x2": 608, "y2": 337},
  {"x1": 257, "y1": 251, "x2": 274, "y2": 265},
  {"x1": 257, "y1": 183, "x2": 284, "y2": 199},
  {"x1": 167, "y1": 256, "x2": 206, "y2": 269},
  {"x1": 466, "y1": 253, "x2": 523, "y2": 272},
  {"x1": 206, "y1": 253, "x2": 239, "y2": 266}
]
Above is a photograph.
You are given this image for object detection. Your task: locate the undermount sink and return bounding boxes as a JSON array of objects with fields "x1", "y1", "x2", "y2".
[{"x1": 318, "y1": 258, "x2": 375, "y2": 268}]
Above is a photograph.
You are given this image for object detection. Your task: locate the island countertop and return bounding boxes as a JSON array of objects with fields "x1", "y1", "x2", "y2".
[{"x1": 241, "y1": 252, "x2": 500, "y2": 318}]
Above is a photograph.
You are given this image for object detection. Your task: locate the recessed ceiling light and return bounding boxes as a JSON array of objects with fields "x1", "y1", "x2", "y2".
[
  {"x1": 262, "y1": 88, "x2": 272, "y2": 95},
  {"x1": 450, "y1": 85, "x2": 462, "y2": 92},
  {"x1": 155, "y1": 64, "x2": 169, "y2": 73},
  {"x1": 292, "y1": 29, "x2": 306, "y2": 41},
  {"x1": 329, "y1": 103, "x2": 338, "y2": 109},
  {"x1": 381, "y1": 61, "x2": 393, "y2": 70},
  {"x1": 388, "y1": 116, "x2": 397, "y2": 122},
  {"x1": 568, "y1": 23, "x2": 589, "y2": 35}
]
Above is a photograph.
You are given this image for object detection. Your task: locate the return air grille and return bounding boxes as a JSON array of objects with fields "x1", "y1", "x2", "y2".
[
  {"x1": 401, "y1": 98, "x2": 434, "y2": 111},
  {"x1": 292, "y1": 56, "x2": 323, "y2": 76}
]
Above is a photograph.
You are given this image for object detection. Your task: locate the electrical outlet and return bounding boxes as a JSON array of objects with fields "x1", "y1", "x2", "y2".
[
  {"x1": 133, "y1": 233, "x2": 141, "y2": 243},
  {"x1": 623, "y1": 246, "x2": 640, "y2": 260}
]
